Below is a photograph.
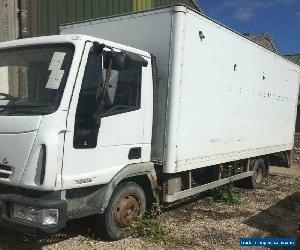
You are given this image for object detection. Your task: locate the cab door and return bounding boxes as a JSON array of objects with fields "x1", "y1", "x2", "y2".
[{"x1": 62, "y1": 42, "x2": 152, "y2": 189}]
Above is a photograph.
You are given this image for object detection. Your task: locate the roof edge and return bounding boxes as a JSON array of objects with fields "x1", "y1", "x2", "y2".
[{"x1": 189, "y1": 0, "x2": 204, "y2": 13}]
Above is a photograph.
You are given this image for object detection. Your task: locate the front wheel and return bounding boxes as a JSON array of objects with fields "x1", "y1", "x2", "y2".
[{"x1": 97, "y1": 182, "x2": 146, "y2": 240}]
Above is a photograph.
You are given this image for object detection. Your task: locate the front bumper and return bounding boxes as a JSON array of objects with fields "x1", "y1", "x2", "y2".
[{"x1": 0, "y1": 194, "x2": 67, "y2": 234}]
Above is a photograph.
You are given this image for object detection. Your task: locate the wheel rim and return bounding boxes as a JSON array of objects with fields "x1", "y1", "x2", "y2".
[
  {"x1": 114, "y1": 195, "x2": 140, "y2": 228},
  {"x1": 255, "y1": 167, "x2": 263, "y2": 183}
]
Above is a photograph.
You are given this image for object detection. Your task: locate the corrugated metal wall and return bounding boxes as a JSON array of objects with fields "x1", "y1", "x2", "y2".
[
  {"x1": 133, "y1": 0, "x2": 200, "y2": 11},
  {"x1": 133, "y1": 0, "x2": 153, "y2": 11},
  {"x1": 0, "y1": 0, "x2": 19, "y2": 42},
  {"x1": 25, "y1": 0, "x2": 201, "y2": 37},
  {"x1": 285, "y1": 54, "x2": 300, "y2": 66}
]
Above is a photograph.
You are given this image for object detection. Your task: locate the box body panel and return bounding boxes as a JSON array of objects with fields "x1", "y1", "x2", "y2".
[{"x1": 167, "y1": 9, "x2": 300, "y2": 173}]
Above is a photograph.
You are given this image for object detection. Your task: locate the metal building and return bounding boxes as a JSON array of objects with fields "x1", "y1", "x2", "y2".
[
  {"x1": 0, "y1": 0, "x2": 18, "y2": 42},
  {"x1": 0, "y1": 0, "x2": 202, "y2": 41},
  {"x1": 247, "y1": 33, "x2": 278, "y2": 53},
  {"x1": 285, "y1": 54, "x2": 300, "y2": 66}
]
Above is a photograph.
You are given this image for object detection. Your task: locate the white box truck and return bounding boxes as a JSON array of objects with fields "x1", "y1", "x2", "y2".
[{"x1": 0, "y1": 5, "x2": 299, "y2": 239}]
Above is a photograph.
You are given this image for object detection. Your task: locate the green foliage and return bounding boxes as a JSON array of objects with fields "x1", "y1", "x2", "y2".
[
  {"x1": 131, "y1": 217, "x2": 168, "y2": 241},
  {"x1": 131, "y1": 204, "x2": 195, "y2": 246},
  {"x1": 212, "y1": 166, "x2": 241, "y2": 205},
  {"x1": 213, "y1": 182, "x2": 241, "y2": 205},
  {"x1": 131, "y1": 203, "x2": 167, "y2": 241}
]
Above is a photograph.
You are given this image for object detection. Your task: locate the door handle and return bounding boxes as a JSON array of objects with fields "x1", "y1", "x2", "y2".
[{"x1": 128, "y1": 147, "x2": 141, "y2": 160}]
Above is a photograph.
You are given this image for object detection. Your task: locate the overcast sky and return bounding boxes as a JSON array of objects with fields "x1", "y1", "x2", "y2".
[{"x1": 198, "y1": 0, "x2": 300, "y2": 54}]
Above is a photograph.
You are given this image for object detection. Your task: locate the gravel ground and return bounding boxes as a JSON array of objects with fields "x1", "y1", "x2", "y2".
[{"x1": 0, "y1": 173, "x2": 299, "y2": 250}]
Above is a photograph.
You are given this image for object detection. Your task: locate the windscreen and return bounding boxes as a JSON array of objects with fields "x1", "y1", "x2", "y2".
[{"x1": 0, "y1": 44, "x2": 74, "y2": 115}]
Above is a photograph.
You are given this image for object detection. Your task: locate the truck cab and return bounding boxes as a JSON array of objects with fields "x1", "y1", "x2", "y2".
[{"x1": 0, "y1": 34, "x2": 155, "y2": 236}]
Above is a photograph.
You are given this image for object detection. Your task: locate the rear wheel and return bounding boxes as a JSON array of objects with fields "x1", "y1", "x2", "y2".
[
  {"x1": 243, "y1": 158, "x2": 266, "y2": 189},
  {"x1": 97, "y1": 182, "x2": 146, "y2": 240}
]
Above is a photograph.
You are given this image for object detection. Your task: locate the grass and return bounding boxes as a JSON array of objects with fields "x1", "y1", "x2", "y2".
[{"x1": 131, "y1": 204, "x2": 196, "y2": 246}]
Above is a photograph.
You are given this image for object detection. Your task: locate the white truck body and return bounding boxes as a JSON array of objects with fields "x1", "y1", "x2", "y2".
[
  {"x1": 0, "y1": 4, "x2": 299, "y2": 236},
  {"x1": 61, "y1": 5, "x2": 300, "y2": 174}
]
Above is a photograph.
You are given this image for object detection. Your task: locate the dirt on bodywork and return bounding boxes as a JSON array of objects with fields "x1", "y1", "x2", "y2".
[{"x1": 0, "y1": 170, "x2": 299, "y2": 250}]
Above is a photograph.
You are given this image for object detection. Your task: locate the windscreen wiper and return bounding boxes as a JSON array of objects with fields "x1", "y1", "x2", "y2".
[
  {"x1": 0, "y1": 105, "x2": 52, "y2": 114},
  {"x1": 0, "y1": 105, "x2": 50, "y2": 109}
]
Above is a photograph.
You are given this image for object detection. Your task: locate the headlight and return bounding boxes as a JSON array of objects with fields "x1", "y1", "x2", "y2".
[
  {"x1": 11, "y1": 205, "x2": 59, "y2": 225},
  {"x1": 42, "y1": 209, "x2": 59, "y2": 225}
]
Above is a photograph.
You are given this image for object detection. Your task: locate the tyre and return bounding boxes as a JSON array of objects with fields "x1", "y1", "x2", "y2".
[
  {"x1": 243, "y1": 158, "x2": 266, "y2": 189},
  {"x1": 97, "y1": 182, "x2": 146, "y2": 240}
]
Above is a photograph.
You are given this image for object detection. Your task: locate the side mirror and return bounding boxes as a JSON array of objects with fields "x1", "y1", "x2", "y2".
[
  {"x1": 104, "y1": 51, "x2": 127, "y2": 71},
  {"x1": 104, "y1": 51, "x2": 148, "y2": 71}
]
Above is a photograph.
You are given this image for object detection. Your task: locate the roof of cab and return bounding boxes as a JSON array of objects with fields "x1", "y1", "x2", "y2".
[{"x1": 0, "y1": 34, "x2": 151, "y2": 58}]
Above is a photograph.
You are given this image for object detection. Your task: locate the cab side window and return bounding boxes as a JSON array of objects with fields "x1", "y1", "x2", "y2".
[
  {"x1": 101, "y1": 61, "x2": 142, "y2": 116},
  {"x1": 73, "y1": 49, "x2": 143, "y2": 149}
]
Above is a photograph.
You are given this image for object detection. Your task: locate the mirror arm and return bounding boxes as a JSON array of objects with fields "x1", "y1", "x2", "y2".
[
  {"x1": 101, "y1": 58, "x2": 113, "y2": 101},
  {"x1": 96, "y1": 58, "x2": 113, "y2": 127},
  {"x1": 92, "y1": 42, "x2": 105, "y2": 54}
]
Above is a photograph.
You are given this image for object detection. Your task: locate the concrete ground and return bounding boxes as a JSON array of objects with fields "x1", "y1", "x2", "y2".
[{"x1": 270, "y1": 164, "x2": 300, "y2": 177}]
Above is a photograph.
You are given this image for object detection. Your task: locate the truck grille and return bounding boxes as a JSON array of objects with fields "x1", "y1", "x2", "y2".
[{"x1": 0, "y1": 164, "x2": 13, "y2": 179}]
